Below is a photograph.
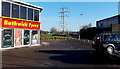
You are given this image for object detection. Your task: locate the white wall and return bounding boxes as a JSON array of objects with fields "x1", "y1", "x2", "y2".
[
  {"x1": 0, "y1": 0, "x2": 1, "y2": 17},
  {"x1": 39, "y1": 10, "x2": 41, "y2": 45},
  {"x1": 0, "y1": 0, "x2": 2, "y2": 68},
  {"x1": 0, "y1": 0, "x2": 2, "y2": 48}
]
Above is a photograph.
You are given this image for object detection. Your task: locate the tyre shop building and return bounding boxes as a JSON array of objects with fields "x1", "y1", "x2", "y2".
[{"x1": 0, "y1": 0, "x2": 43, "y2": 49}]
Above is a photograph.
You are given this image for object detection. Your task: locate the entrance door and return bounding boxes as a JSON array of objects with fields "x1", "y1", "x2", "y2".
[
  {"x1": 23, "y1": 30, "x2": 30, "y2": 45},
  {"x1": 2, "y1": 29, "x2": 14, "y2": 48}
]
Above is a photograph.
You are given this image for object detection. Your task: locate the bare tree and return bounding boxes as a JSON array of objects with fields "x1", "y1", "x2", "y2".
[
  {"x1": 81, "y1": 23, "x2": 92, "y2": 30},
  {"x1": 88, "y1": 23, "x2": 92, "y2": 28},
  {"x1": 82, "y1": 25, "x2": 89, "y2": 30},
  {"x1": 50, "y1": 27, "x2": 57, "y2": 34}
]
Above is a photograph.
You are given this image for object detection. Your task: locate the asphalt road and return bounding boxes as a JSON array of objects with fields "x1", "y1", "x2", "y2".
[{"x1": 2, "y1": 39, "x2": 120, "y2": 69}]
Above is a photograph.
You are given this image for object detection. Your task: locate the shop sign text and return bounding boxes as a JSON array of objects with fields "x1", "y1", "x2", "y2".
[{"x1": 1, "y1": 18, "x2": 40, "y2": 30}]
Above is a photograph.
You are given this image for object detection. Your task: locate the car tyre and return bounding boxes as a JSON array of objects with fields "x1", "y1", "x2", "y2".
[{"x1": 107, "y1": 46, "x2": 114, "y2": 55}]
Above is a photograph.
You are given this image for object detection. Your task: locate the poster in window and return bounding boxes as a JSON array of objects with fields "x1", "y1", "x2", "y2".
[{"x1": 15, "y1": 30, "x2": 22, "y2": 46}]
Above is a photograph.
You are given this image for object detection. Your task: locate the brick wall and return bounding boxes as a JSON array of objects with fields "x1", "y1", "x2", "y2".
[{"x1": 112, "y1": 24, "x2": 120, "y2": 32}]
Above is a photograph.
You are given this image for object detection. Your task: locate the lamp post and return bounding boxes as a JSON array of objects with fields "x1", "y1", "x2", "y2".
[{"x1": 79, "y1": 14, "x2": 83, "y2": 39}]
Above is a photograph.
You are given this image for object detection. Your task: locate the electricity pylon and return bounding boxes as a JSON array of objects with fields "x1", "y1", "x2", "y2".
[{"x1": 59, "y1": 7, "x2": 69, "y2": 34}]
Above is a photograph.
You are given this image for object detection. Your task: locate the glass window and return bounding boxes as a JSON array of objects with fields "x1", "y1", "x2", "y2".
[
  {"x1": 23, "y1": 30, "x2": 30, "y2": 45},
  {"x1": 15, "y1": 30, "x2": 22, "y2": 46},
  {"x1": 2, "y1": 2, "x2": 10, "y2": 17},
  {"x1": 28, "y1": 8, "x2": 33, "y2": 20},
  {"x1": 105, "y1": 35, "x2": 117, "y2": 41},
  {"x1": 101, "y1": 23, "x2": 103, "y2": 27},
  {"x1": 32, "y1": 30, "x2": 38, "y2": 45},
  {"x1": 12, "y1": 4, "x2": 19, "y2": 18},
  {"x1": 117, "y1": 35, "x2": 120, "y2": 41},
  {"x1": 20, "y1": 6, "x2": 27, "y2": 19},
  {"x1": 2, "y1": 29, "x2": 13, "y2": 48},
  {"x1": 34, "y1": 9, "x2": 39, "y2": 21},
  {"x1": 103, "y1": 35, "x2": 110, "y2": 41},
  {"x1": 110, "y1": 35, "x2": 117, "y2": 41}
]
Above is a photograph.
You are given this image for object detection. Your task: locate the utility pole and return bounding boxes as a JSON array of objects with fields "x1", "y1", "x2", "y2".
[
  {"x1": 79, "y1": 14, "x2": 83, "y2": 39},
  {"x1": 59, "y1": 7, "x2": 69, "y2": 34}
]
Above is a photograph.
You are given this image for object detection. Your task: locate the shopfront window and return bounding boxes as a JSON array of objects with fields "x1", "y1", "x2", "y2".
[
  {"x1": 2, "y1": 29, "x2": 14, "y2": 48},
  {"x1": 12, "y1": 4, "x2": 19, "y2": 18},
  {"x1": 32, "y1": 31, "x2": 38, "y2": 44},
  {"x1": 34, "y1": 9, "x2": 39, "y2": 21},
  {"x1": 23, "y1": 30, "x2": 30, "y2": 45},
  {"x1": 15, "y1": 30, "x2": 22, "y2": 46},
  {"x1": 2, "y1": 2, "x2": 10, "y2": 17},
  {"x1": 28, "y1": 8, "x2": 33, "y2": 20},
  {"x1": 20, "y1": 6, "x2": 27, "y2": 19}
]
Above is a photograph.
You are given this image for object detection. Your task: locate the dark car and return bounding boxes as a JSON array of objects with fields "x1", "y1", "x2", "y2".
[{"x1": 92, "y1": 33, "x2": 120, "y2": 56}]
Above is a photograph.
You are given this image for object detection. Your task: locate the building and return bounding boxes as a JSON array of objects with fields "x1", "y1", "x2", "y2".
[
  {"x1": 0, "y1": 0, "x2": 43, "y2": 49},
  {"x1": 80, "y1": 15, "x2": 120, "y2": 40},
  {"x1": 96, "y1": 15, "x2": 118, "y2": 29},
  {"x1": 80, "y1": 27, "x2": 102, "y2": 40},
  {"x1": 96, "y1": 15, "x2": 120, "y2": 32}
]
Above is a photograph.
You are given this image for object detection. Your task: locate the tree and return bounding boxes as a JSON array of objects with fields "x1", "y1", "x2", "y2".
[
  {"x1": 81, "y1": 23, "x2": 92, "y2": 30},
  {"x1": 82, "y1": 25, "x2": 89, "y2": 30},
  {"x1": 50, "y1": 27, "x2": 57, "y2": 34},
  {"x1": 88, "y1": 23, "x2": 92, "y2": 28}
]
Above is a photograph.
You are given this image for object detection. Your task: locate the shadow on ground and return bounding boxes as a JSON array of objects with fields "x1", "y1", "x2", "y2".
[{"x1": 38, "y1": 50, "x2": 120, "y2": 65}]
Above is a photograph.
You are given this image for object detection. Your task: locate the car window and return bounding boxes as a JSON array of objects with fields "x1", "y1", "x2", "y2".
[
  {"x1": 111, "y1": 35, "x2": 117, "y2": 41},
  {"x1": 117, "y1": 35, "x2": 120, "y2": 41},
  {"x1": 103, "y1": 35, "x2": 110, "y2": 41},
  {"x1": 105, "y1": 35, "x2": 117, "y2": 41}
]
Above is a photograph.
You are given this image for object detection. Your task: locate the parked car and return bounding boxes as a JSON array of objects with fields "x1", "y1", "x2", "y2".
[{"x1": 92, "y1": 33, "x2": 120, "y2": 56}]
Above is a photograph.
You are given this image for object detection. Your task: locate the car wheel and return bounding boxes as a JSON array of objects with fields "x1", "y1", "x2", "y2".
[{"x1": 107, "y1": 46, "x2": 114, "y2": 55}]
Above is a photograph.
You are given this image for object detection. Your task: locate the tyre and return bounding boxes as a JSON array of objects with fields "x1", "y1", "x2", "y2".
[{"x1": 106, "y1": 46, "x2": 114, "y2": 55}]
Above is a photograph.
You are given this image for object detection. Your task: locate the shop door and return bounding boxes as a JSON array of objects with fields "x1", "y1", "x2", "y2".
[
  {"x1": 2, "y1": 29, "x2": 14, "y2": 48},
  {"x1": 23, "y1": 30, "x2": 30, "y2": 45}
]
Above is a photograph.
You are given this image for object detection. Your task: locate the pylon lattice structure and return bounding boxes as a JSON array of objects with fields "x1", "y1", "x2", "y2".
[{"x1": 59, "y1": 7, "x2": 69, "y2": 34}]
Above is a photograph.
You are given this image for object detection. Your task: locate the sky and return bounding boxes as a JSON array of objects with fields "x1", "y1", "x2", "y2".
[
  {"x1": 20, "y1": 0, "x2": 118, "y2": 32},
  {"x1": 21, "y1": 0, "x2": 119, "y2": 2}
]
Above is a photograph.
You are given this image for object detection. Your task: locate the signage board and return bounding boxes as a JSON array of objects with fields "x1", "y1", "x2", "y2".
[{"x1": 1, "y1": 18, "x2": 40, "y2": 30}]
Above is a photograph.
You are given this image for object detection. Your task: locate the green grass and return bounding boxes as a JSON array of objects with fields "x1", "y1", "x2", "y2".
[{"x1": 40, "y1": 34, "x2": 73, "y2": 39}]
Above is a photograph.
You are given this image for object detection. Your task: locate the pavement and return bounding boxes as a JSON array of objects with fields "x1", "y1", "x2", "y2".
[{"x1": 1, "y1": 39, "x2": 120, "y2": 69}]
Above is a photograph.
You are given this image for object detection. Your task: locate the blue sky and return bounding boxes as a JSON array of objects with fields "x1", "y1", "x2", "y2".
[
  {"x1": 20, "y1": 0, "x2": 118, "y2": 31},
  {"x1": 21, "y1": 0, "x2": 119, "y2": 2}
]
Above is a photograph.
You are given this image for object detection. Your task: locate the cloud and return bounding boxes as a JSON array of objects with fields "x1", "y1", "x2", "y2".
[{"x1": 21, "y1": 0, "x2": 119, "y2": 2}]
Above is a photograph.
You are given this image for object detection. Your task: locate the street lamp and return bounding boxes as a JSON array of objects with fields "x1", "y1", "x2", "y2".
[{"x1": 79, "y1": 14, "x2": 83, "y2": 39}]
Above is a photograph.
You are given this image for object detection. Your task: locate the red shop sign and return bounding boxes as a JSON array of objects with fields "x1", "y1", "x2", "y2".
[{"x1": 1, "y1": 18, "x2": 40, "y2": 30}]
